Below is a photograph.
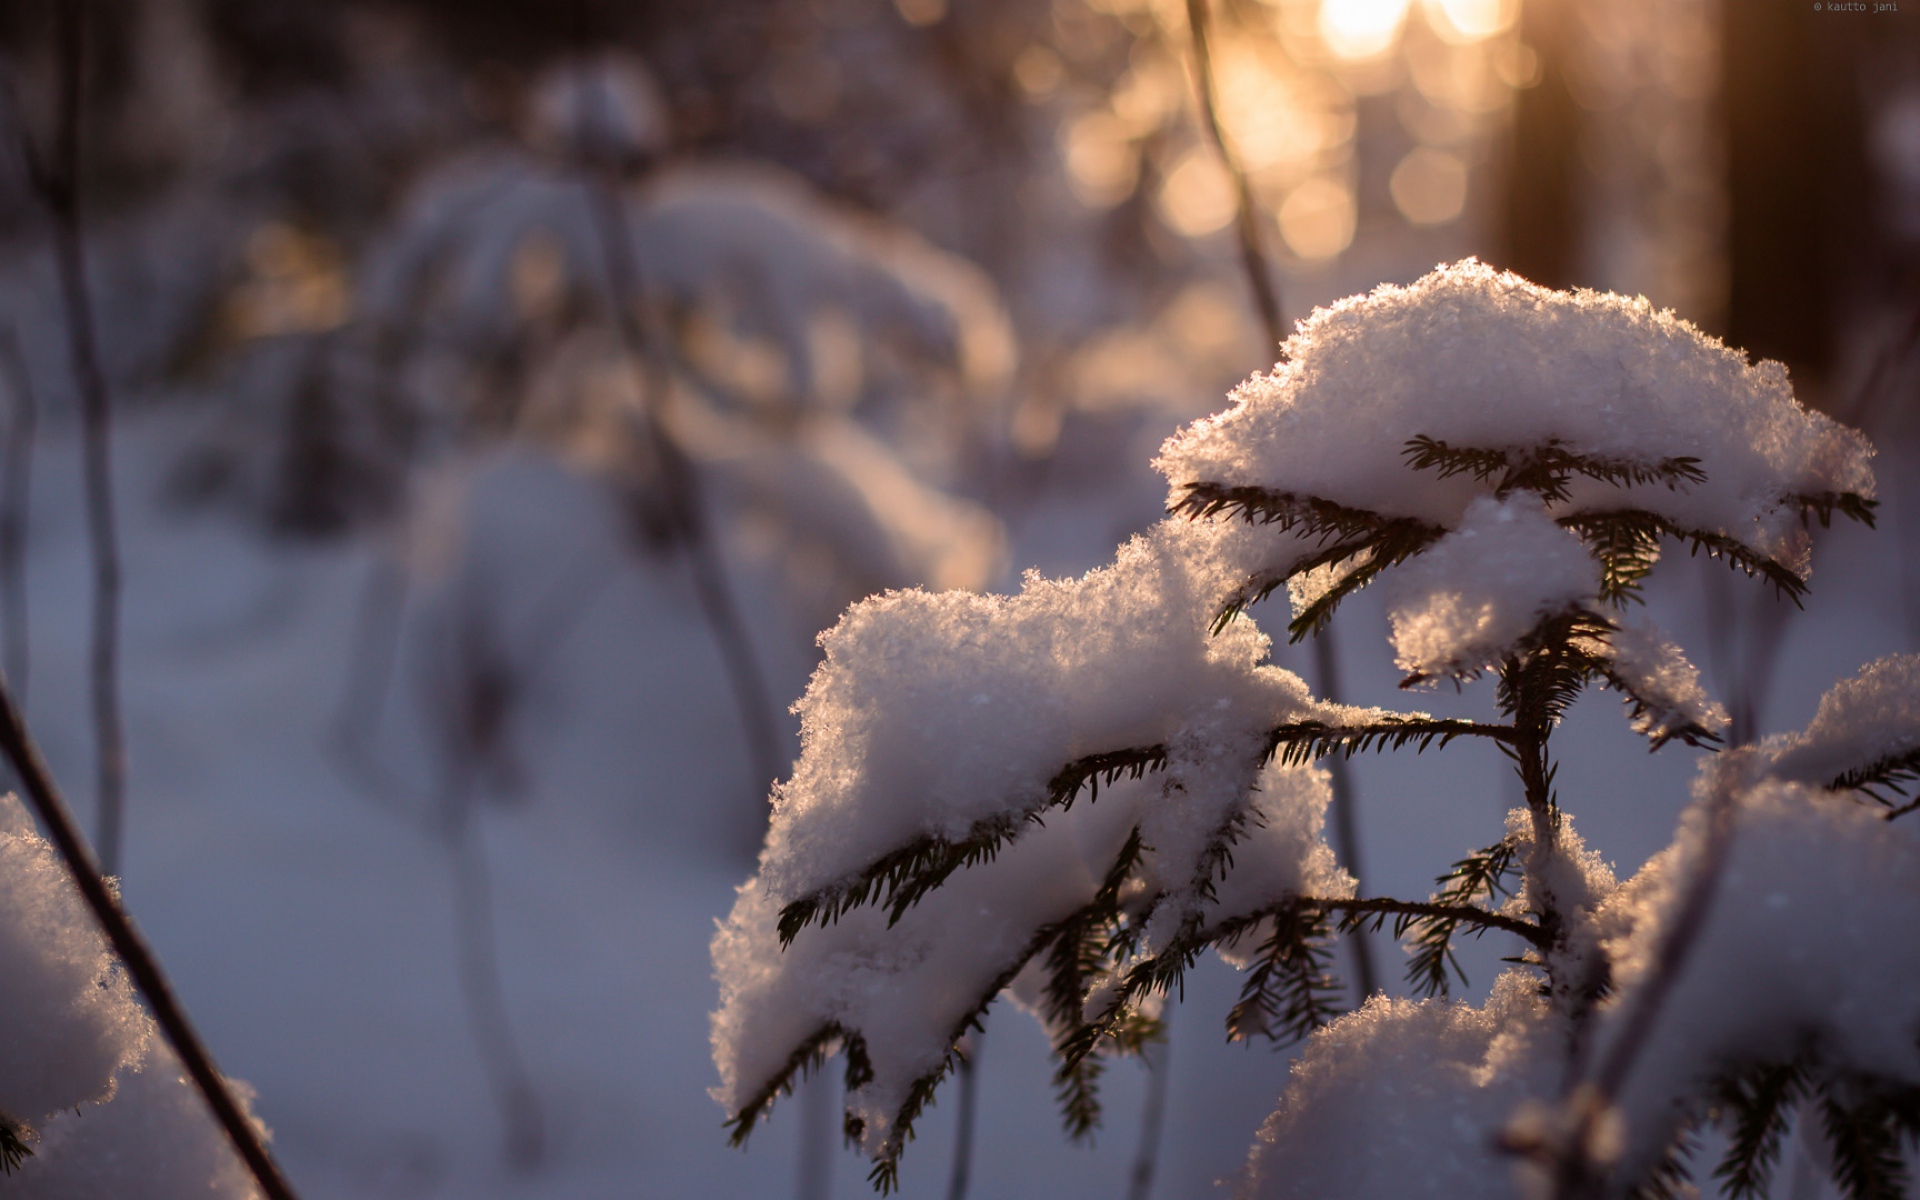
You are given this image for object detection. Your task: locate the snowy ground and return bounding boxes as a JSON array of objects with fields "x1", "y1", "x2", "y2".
[{"x1": 5, "y1": 403, "x2": 1909, "y2": 1199}]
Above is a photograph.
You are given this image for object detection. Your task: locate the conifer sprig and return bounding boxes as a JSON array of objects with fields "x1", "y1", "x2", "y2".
[
  {"x1": 1796, "y1": 491, "x2": 1879, "y2": 530},
  {"x1": 1559, "y1": 509, "x2": 1808, "y2": 605},
  {"x1": 0, "y1": 1118, "x2": 29, "y2": 1175},
  {"x1": 1401, "y1": 435, "x2": 1706, "y2": 504},
  {"x1": 1825, "y1": 746, "x2": 1920, "y2": 811},
  {"x1": 779, "y1": 719, "x2": 1505, "y2": 945},
  {"x1": 1711, "y1": 1058, "x2": 1810, "y2": 1199},
  {"x1": 1819, "y1": 1086, "x2": 1913, "y2": 1200},
  {"x1": 1222, "y1": 900, "x2": 1342, "y2": 1043},
  {"x1": 1404, "y1": 836, "x2": 1521, "y2": 997},
  {"x1": 1169, "y1": 481, "x2": 1445, "y2": 636},
  {"x1": 1264, "y1": 717, "x2": 1516, "y2": 766},
  {"x1": 1629, "y1": 1120, "x2": 1699, "y2": 1200}
]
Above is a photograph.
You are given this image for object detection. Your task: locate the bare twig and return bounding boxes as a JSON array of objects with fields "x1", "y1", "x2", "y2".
[
  {"x1": 424, "y1": 599, "x2": 552, "y2": 1168},
  {"x1": 1125, "y1": 1032, "x2": 1170, "y2": 1200},
  {"x1": 573, "y1": 98, "x2": 784, "y2": 852},
  {"x1": 22, "y1": 2, "x2": 128, "y2": 874},
  {"x1": 1184, "y1": 0, "x2": 1284, "y2": 355},
  {"x1": 441, "y1": 760, "x2": 545, "y2": 1168},
  {"x1": 0, "y1": 675, "x2": 301, "y2": 1200},
  {"x1": 1182, "y1": 0, "x2": 1376, "y2": 997},
  {"x1": 0, "y1": 326, "x2": 35, "y2": 703},
  {"x1": 945, "y1": 1024, "x2": 981, "y2": 1200}
]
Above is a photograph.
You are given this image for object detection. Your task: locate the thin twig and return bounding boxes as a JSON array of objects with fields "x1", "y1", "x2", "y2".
[
  {"x1": 1183, "y1": 0, "x2": 1377, "y2": 996},
  {"x1": 574, "y1": 98, "x2": 784, "y2": 851},
  {"x1": 0, "y1": 675, "x2": 300, "y2": 1200},
  {"x1": 441, "y1": 763, "x2": 545, "y2": 1168},
  {"x1": 1124, "y1": 1031, "x2": 1170, "y2": 1200},
  {"x1": 1184, "y1": 0, "x2": 1284, "y2": 355},
  {"x1": 27, "y1": 2, "x2": 127, "y2": 875},
  {"x1": 0, "y1": 326, "x2": 35, "y2": 703},
  {"x1": 945, "y1": 1023, "x2": 981, "y2": 1200}
]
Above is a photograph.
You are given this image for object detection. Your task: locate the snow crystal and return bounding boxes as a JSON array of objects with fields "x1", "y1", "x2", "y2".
[
  {"x1": 1240, "y1": 972, "x2": 1553, "y2": 1200},
  {"x1": 0, "y1": 794, "x2": 150, "y2": 1124},
  {"x1": 1765, "y1": 652, "x2": 1920, "y2": 790},
  {"x1": 1384, "y1": 496, "x2": 1596, "y2": 679},
  {"x1": 1157, "y1": 260, "x2": 1874, "y2": 581},
  {"x1": 1601, "y1": 621, "x2": 1729, "y2": 747}
]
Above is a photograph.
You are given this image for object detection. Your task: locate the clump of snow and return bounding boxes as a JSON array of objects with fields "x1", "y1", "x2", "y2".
[
  {"x1": 1384, "y1": 496, "x2": 1596, "y2": 679},
  {"x1": 10, "y1": 1052, "x2": 266, "y2": 1200},
  {"x1": 1600, "y1": 621, "x2": 1729, "y2": 746},
  {"x1": 1765, "y1": 652, "x2": 1920, "y2": 789},
  {"x1": 1597, "y1": 622, "x2": 1735, "y2": 744},
  {"x1": 1240, "y1": 972, "x2": 1554, "y2": 1200},
  {"x1": 1157, "y1": 260, "x2": 1873, "y2": 579},
  {"x1": 1203, "y1": 763, "x2": 1353, "y2": 936},
  {"x1": 0, "y1": 794, "x2": 151, "y2": 1125},
  {"x1": 1496, "y1": 807, "x2": 1618, "y2": 1012},
  {"x1": 1593, "y1": 771, "x2": 1920, "y2": 1178},
  {"x1": 758, "y1": 519, "x2": 1356, "y2": 905},
  {"x1": 0, "y1": 793, "x2": 266, "y2": 1198}
]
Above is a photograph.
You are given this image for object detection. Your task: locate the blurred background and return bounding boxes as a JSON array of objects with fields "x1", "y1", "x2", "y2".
[{"x1": 0, "y1": 0, "x2": 1916, "y2": 1196}]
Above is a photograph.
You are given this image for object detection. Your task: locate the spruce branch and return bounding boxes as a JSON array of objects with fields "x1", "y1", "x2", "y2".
[
  {"x1": 780, "y1": 718, "x2": 1500, "y2": 946},
  {"x1": 1558, "y1": 509, "x2": 1808, "y2": 607},
  {"x1": 0, "y1": 675, "x2": 301, "y2": 1200},
  {"x1": 1398, "y1": 836, "x2": 1523, "y2": 997},
  {"x1": 1795, "y1": 491, "x2": 1879, "y2": 530},
  {"x1": 21, "y1": 0, "x2": 129, "y2": 874},
  {"x1": 1590, "y1": 659, "x2": 1725, "y2": 750},
  {"x1": 1711, "y1": 1058, "x2": 1811, "y2": 1200},
  {"x1": 776, "y1": 747, "x2": 1163, "y2": 945},
  {"x1": 1824, "y1": 746, "x2": 1920, "y2": 811},
  {"x1": 1170, "y1": 481, "x2": 1444, "y2": 637},
  {"x1": 0, "y1": 1117, "x2": 29, "y2": 1175},
  {"x1": 1629, "y1": 1120, "x2": 1699, "y2": 1200},
  {"x1": 1401, "y1": 435, "x2": 1706, "y2": 504},
  {"x1": 724, "y1": 1022, "x2": 868, "y2": 1149},
  {"x1": 1222, "y1": 900, "x2": 1341, "y2": 1043},
  {"x1": 865, "y1": 830, "x2": 1148, "y2": 1192},
  {"x1": 1264, "y1": 717, "x2": 1516, "y2": 766},
  {"x1": 1819, "y1": 1087, "x2": 1911, "y2": 1200}
]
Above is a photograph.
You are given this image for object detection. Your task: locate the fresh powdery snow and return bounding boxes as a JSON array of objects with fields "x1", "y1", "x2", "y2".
[
  {"x1": 1600, "y1": 621, "x2": 1730, "y2": 747},
  {"x1": 1383, "y1": 495, "x2": 1595, "y2": 680},
  {"x1": 1763, "y1": 652, "x2": 1920, "y2": 791},
  {"x1": 1155, "y1": 259, "x2": 1874, "y2": 576},
  {"x1": 0, "y1": 793, "x2": 263, "y2": 1199}
]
